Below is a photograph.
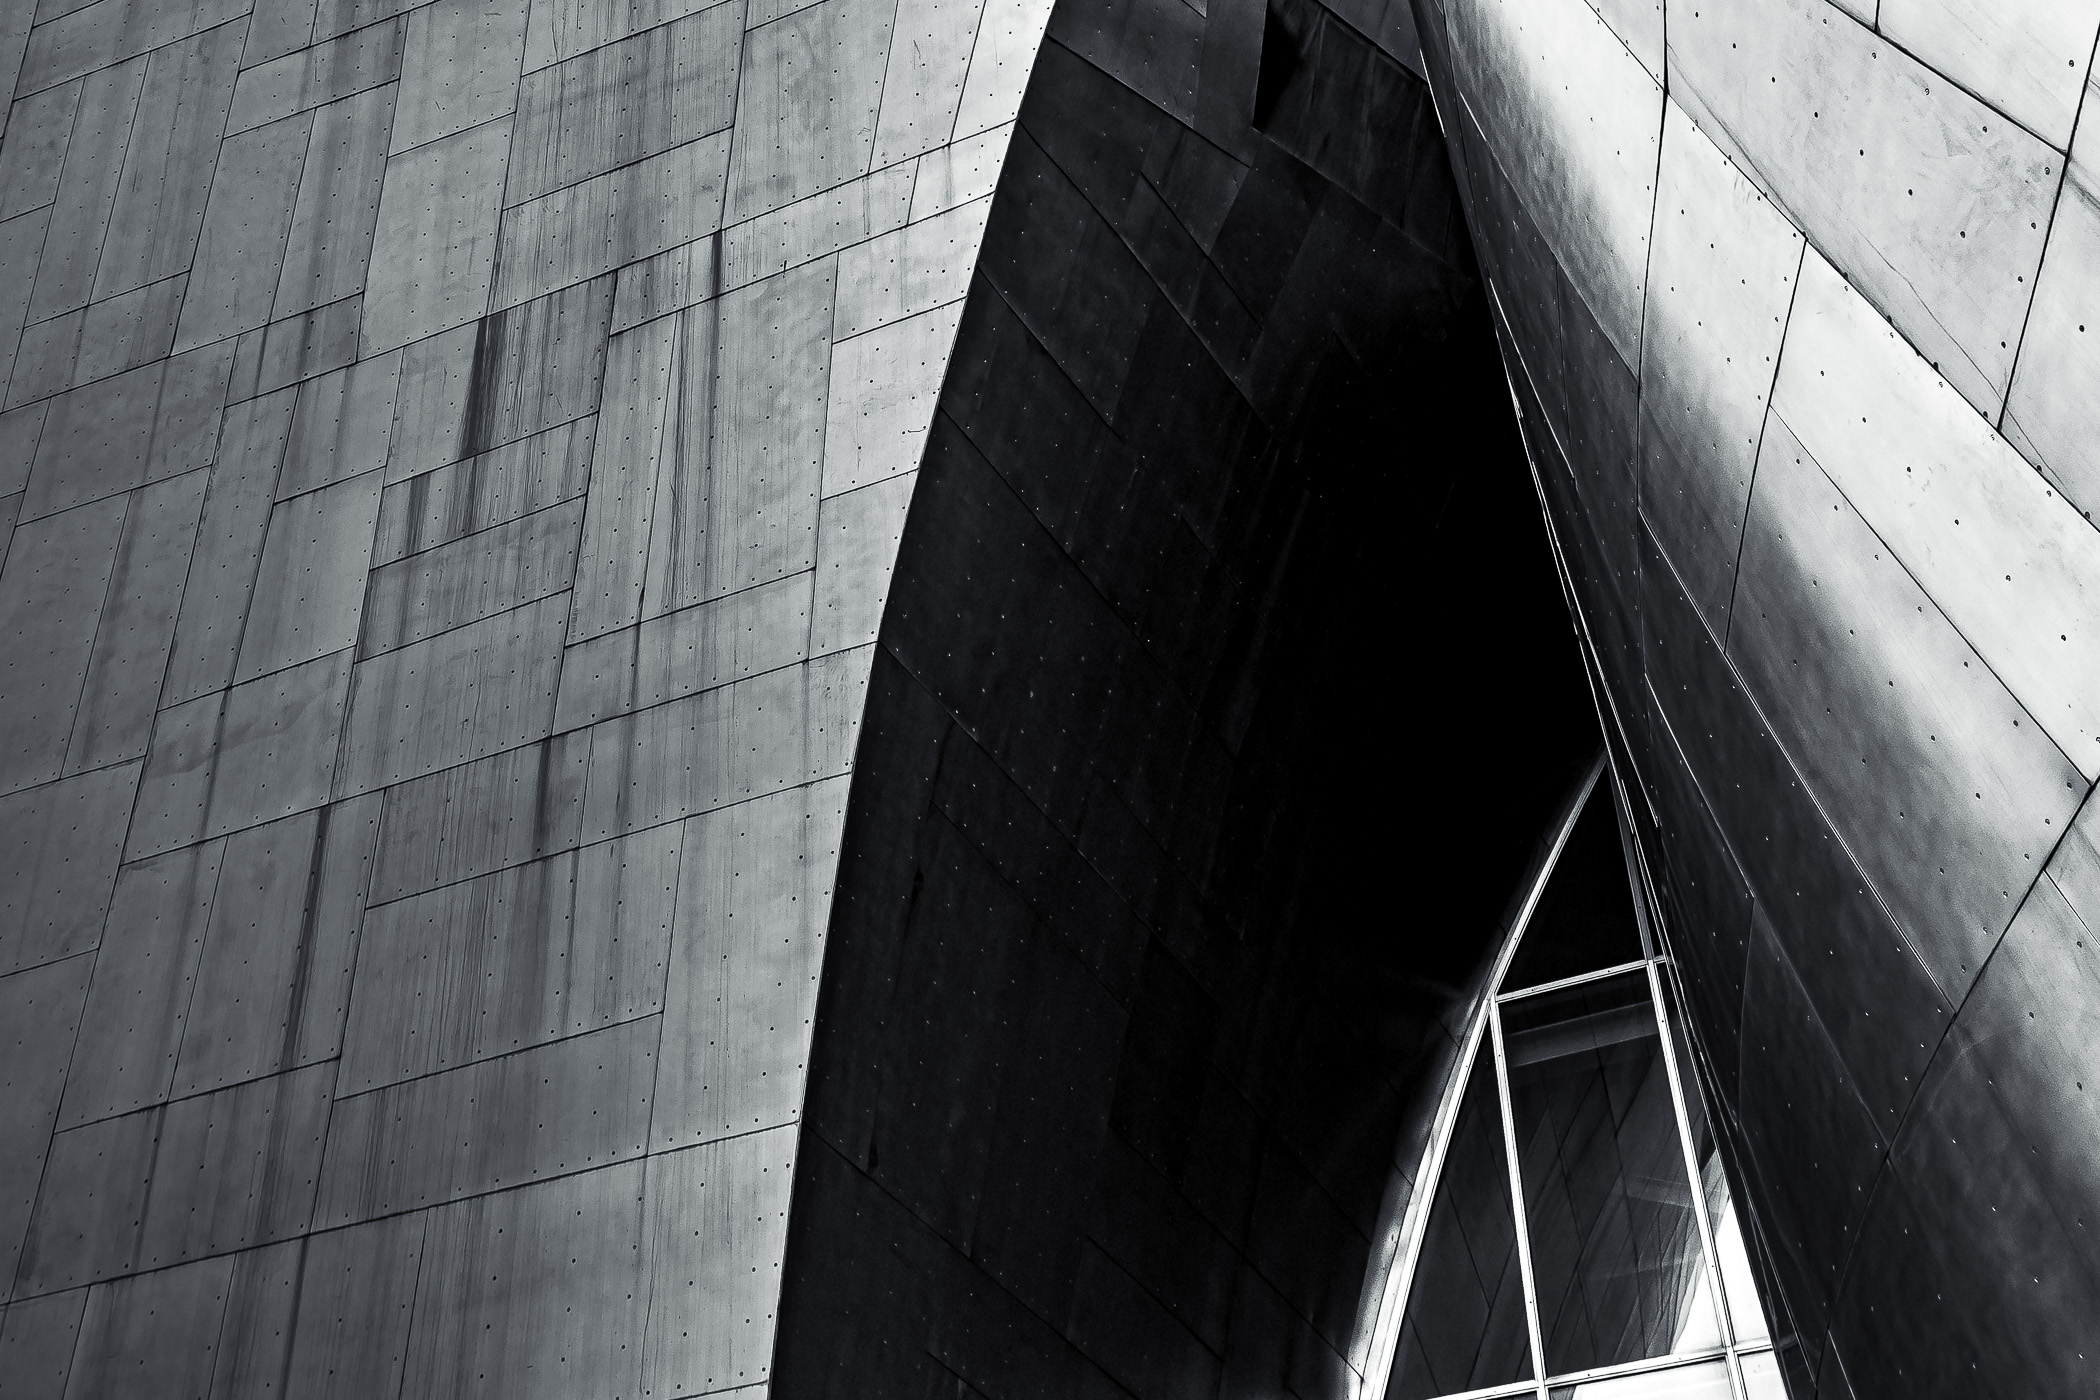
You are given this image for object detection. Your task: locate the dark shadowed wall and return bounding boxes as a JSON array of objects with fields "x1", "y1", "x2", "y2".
[{"x1": 772, "y1": 2, "x2": 1596, "y2": 1393}]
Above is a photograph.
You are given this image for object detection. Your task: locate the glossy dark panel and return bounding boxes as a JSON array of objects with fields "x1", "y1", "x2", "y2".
[{"x1": 776, "y1": 3, "x2": 1597, "y2": 1394}]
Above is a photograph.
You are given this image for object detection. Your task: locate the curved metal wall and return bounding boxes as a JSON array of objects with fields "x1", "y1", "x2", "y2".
[
  {"x1": 0, "y1": 0, "x2": 1603, "y2": 1397},
  {"x1": 769, "y1": 0, "x2": 1599, "y2": 1393},
  {"x1": 1409, "y1": 0, "x2": 2100, "y2": 1394}
]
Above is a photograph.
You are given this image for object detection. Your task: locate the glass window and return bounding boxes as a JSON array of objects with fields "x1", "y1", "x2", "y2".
[
  {"x1": 1738, "y1": 1350, "x2": 1787, "y2": 1400},
  {"x1": 1501, "y1": 785, "x2": 1644, "y2": 991},
  {"x1": 1548, "y1": 1359, "x2": 1733, "y2": 1400},
  {"x1": 1501, "y1": 972, "x2": 1717, "y2": 1377},
  {"x1": 1388, "y1": 1053, "x2": 1534, "y2": 1400}
]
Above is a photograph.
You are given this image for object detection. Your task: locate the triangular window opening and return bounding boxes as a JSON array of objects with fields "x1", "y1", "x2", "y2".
[{"x1": 1383, "y1": 766, "x2": 1784, "y2": 1400}]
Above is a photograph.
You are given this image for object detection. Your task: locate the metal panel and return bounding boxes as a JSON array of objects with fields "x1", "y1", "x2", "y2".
[
  {"x1": 0, "y1": 210, "x2": 49, "y2": 396},
  {"x1": 91, "y1": 19, "x2": 243, "y2": 301},
  {"x1": 224, "y1": 13, "x2": 404, "y2": 134},
  {"x1": 15, "y1": 0, "x2": 248, "y2": 95},
  {"x1": 391, "y1": 0, "x2": 529, "y2": 153},
  {"x1": 1667, "y1": 0, "x2": 2058, "y2": 417},
  {"x1": 379, "y1": 321, "x2": 485, "y2": 485},
  {"x1": 1444, "y1": 0, "x2": 1659, "y2": 366},
  {"x1": 23, "y1": 1061, "x2": 331, "y2": 1291},
  {"x1": 161, "y1": 389, "x2": 297, "y2": 706},
  {"x1": 820, "y1": 300, "x2": 963, "y2": 496},
  {"x1": 53, "y1": 839, "x2": 222, "y2": 1129},
  {"x1": 276, "y1": 351, "x2": 402, "y2": 501},
  {"x1": 0, "y1": 954, "x2": 91, "y2": 1293},
  {"x1": 723, "y1": 0, "x2": 895, "y2": 223},
  {"x1": 451, "y1": 274, "x2": 614, "y2": 460},
  {"x1": 638, "y1": 1125, "x2": 800, "y2": 1394},
  {"x1": 1638, "y1": 99, "x2": 1800, "y2": 637},
  {"x1": 339, "y1": 826, "x2": 676, "y2": 1092},
  {"x1": 871, "y1": 0, "x2": 987, "y2": 167},
  {"x1": 1772, "y1": 251, "x2": 2100, "y2": 782},
  {"x1": 832, "y1": 196, "x2": 988, "y2": 338},
  {"x1": 2002, "y1": 171, "x2": 2100, "y2": 519},
  {"x1": 490, "y1": 130, "x2": 732, "y2": 312},
  {"x1": 0, "y1": 1289, "x2": 87, "y2": 1398},
  {"x1": 232, "y1": 473, "x2": 383, "y2": 683},
  {"x1": 64, "y1": 469, "x2": 209, "y2": 773},
  {"x1": 173, "y1": 112, "x2": 312, "y2": 353},
  {"x1": 653, "y1": 778, "x2": 846, "y2": 1148},
  {"x1": 1866, "y1": 873, "x2": 2100, "y2": 1393},
  {"x1": 21, "y1": 341, "x2": 230, "y2": 522},
  {"x1": 552, "y1": 570, "x2": 811, "y2": 732},
  {"x1": 274, "y1": 83, "x2": 397, "y2": 319},
  {"x1": 240, "y1": 293, "x2": 366, "y2": 401},
  {"x1": 1589, "y1": 0, "x2": 1659, "y2": 81},
  {"x1": 0, "y1": 492, "x2": 127, "y2": 795},
  {"x1": 1729, "y1": 413, "x2": 2083, "y2": 999},
  {"x1": 334, "y1": 591, "x2": 567, "y2": 795},
  {"x1": 909, "y1": 122, "x2": 1014, "y2": 220},
  {"x1": 1732, "y1": 908, "x2": 1887, "y2": 1331},
  {"x1": 23, "y1": 55, "x2": 144, "y2": 324},
  {"x1": 0, "y1": 406, "x2": 42, "y2": 499},
  {"x1": 171, "y1": 795, "x2": 382, "y2": 1096},
  {"x1": 568, "y1": 313, "x2": 679, "y2": 640},
  {"x1": 722, "y1": 160, "x2": 917, "y2": 300},
  {"x1": 397, "y1": 1161, "x2": 647, "y2": 1400},
  {"x1": 810, "y1": 474, "x2": 914, "y2": 657},
  {"x1": 1879, "y1": 0, "x2": 2098, "y2": 151},
  {"x1": 10, "y1": 272, "x2": 188, "y2": 407},
  {"x1": 127, "y1": 648, "x2": 352, "y2": 858},
  {"x1": 244, "y1": 0, "x2": 321, "y2": 68},
  {"x1": 0, "y1": 80, "x2": 80, "y2": 219},
  {"x1": 1640, "y1": 523, "x2": 1948, "y2": 1128},
  {"x1": 365, "y1": 731, "x2": 587, "y2": 906},
  {"x1": 360, "y1": 497, "x2": 584, "y2": 656},
  {"x1": 951, "y1": 0, "x2": 1057, "y2": 139},
  {"x1": 507, "y1": 5, "x2": 741, "y2": 206},
  {"x1": 0, "y1": 763, "x2": 138, "y2": 975},
  {"x1": 578, "y1": 645, "x2": 869, "y2": 843},
  {"x1": 640, "y1": 259, "x2": 833, "y2": 619},
  {"x1": 520, "y1": 0, "x2": 732, "y2": 73},
  {"x1": 208, "y1": 1212, "x2": 426, "y2": 1400},
  {"x1": 315, "y1": 1016, "x2": 658, "y2": 1224},
  {"x1": 57, "y1": 1255, "x2": 234, "y2": 1400},
  {"x1": 373, "y1": 414, "x2": 594, "y2": 564},
  {"x1": 360, "y1": 115, "x2": 512, "y2": 355}
]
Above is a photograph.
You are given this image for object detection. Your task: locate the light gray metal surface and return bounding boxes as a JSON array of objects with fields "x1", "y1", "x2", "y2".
[
  {"x1": 1421, "y1": 0, "x2": 2100, "y2": 1387},
  {"x1": 1667, "y1": 0, "x2": 2057, "y2": 419},
  {"x1": 1638, "y1": 105, "x2": 1799, "y2": 638},
  {"x1": 1729, "y1": 413, "x2": 2083, "y2": 998},
  {"x1": 0, "y1": 0, "x2": 1051, "y2": 1384}
]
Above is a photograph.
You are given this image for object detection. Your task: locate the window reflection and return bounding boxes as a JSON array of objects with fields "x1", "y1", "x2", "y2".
[
  {"x1": 1387, "y1": 1053, "x2": 1534, "y2": 1400},
  {"x1": 1501, "y1": 972, "x2": 1716, "y2": 1376}
]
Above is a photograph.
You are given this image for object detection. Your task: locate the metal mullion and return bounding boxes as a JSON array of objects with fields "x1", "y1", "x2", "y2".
[
  {"x1": 1365, "y1": 758, "x2": 1606, "y2": 1395},
  {"x1": 1488, "y1": 1002, "x2": 1550, "y2": 1400},
  {"x1": 1645, "y1": 959, "x2": 1745, "y2": 1400},
  {"x1": 1535, "y1": 1346, "x2": 1732, "y2": 1390},
  {"x1": 1494, "y1": 957, "x2": 1652, "y2": 1005},
  {"x1": 1415, "y1": 1379, "x2": 1544, "y2": 1400}
]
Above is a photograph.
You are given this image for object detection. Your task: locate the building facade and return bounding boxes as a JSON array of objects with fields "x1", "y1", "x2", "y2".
[
  {"x1": 0, "y1": 0, "x2": 2094, "y2": 1396},
  {"x1": 1412, "y1": 0, "x2": 2100, "y2": 1395}
]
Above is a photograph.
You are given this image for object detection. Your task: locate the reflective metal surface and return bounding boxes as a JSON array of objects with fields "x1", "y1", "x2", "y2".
[{"x1": 1414, "y1": 0, "x2": 2100, "y2": 1390}]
